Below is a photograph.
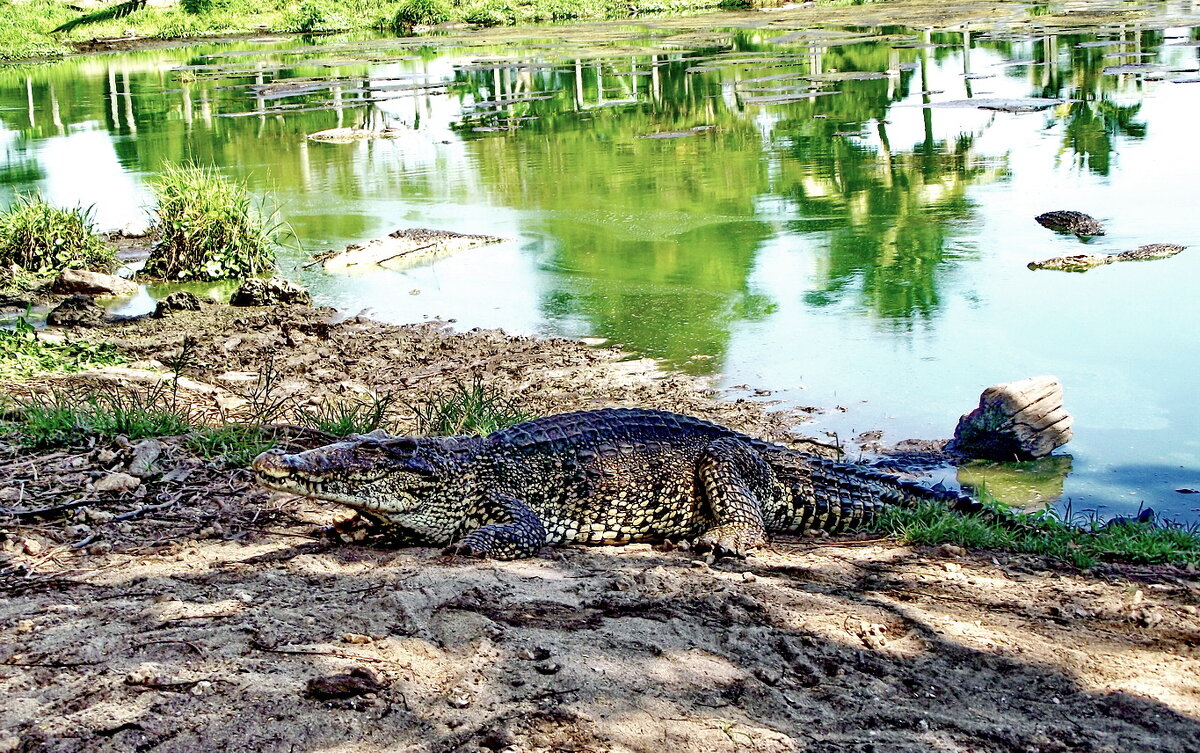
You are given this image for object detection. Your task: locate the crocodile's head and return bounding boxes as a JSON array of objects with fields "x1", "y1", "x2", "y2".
[{"x1": 251, "y1": 433, "x2": 481, "y2": 517}]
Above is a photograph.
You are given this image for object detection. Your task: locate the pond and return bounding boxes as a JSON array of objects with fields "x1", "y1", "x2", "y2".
[{"x1": 2, "y1": 6, "x2": 1199, "y2": 522}]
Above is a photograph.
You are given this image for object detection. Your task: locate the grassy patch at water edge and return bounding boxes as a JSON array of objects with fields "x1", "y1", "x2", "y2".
[
  {"x1": 874, "y1": 500, "x2": 1200, "y2": 569},
  {"x1": 4, "y1": 386, "x2": 191, "y2": 449},
  {"x1": 0, "y1": 195, "x2": 116, "y2": 275},
  {"x1": 0, "y1": 316, "x2": 124, "y2": 381},
  {"x1": 1, "y1": 0, "x2": 793, "y2": 63},
  {"x1": 142, "y1": 163, "x2": 278, "y2": 282}
]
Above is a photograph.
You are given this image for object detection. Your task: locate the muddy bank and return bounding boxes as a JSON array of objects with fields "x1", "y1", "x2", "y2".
[{"x1": 1, "y1": 305, "x2": 1199, "y2": 751}]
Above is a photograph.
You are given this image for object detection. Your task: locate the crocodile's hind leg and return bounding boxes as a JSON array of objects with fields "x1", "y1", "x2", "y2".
[
  {"x1": 693, "y1": 438, "x2": 778, "y2": 557},
  {"x1": 444, "y1": 494, "x2": 547, "y2": 560}
]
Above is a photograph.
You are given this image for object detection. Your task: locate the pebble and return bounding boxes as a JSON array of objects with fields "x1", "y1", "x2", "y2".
[
  {"x1": 341, "y1": 633, "x2": 373, "y2": 644},
  {"x1": 534, "y1": 660, "x2": 562, "y2": 675},
  {"x1": 21, "y1": 539, "x2": 44, "y2": 556},
  {"x1": 516, "y1": 646, "x2": 551, "y2": 661},
  {"x1": 741, "y1": 571, "x2": 757, "y2": 582},
  {"x1": 447, "y1": 687, "x2": 473, "y2": 708},
  {"x1": 93, "y1": 472, "x2": 141, "y2": 493}
]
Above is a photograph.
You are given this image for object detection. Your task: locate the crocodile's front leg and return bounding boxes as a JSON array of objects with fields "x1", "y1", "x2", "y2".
[
  {"x1": 694, "y1": 438, "x2": 776, "y2": 557},
  {"x1": 443, "y1": 494, "x2": 547, "y2": 560}
]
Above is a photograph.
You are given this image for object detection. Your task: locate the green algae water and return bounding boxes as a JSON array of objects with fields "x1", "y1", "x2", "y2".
[{"x1": 3, "y1": 8, "x2": 1200, "y2": 522}]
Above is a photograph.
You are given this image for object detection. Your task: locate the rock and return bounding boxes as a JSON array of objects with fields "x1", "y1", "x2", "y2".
[
  {"x1": 229, "y1": 277, "x2": 312, "y2": 307},
  {"x1": 47, "y1": 294, "x2": 106, "y2": 327},
  {"x1": 93, "y1": 472, "x2": 142, "y2": 493},
  {"x1": 949, "y1": 375, "x2": 1073, "y2": 460},
  {"x1": 306, "y1": 667, "x2": 386, "y2": 700},
  {"x1": 152, "y1": 291, "x2": 202, "y2": 317},
  {"x1": 128, "y1": 439, "x2": 162, "y2": 477},
  {"x1": 316, "y1": 228, "x2": 504, "y2": 273},
  {"x1": 51, "y1": 269, "x2": 138, "y2": 298},
  {"x1": 1034, "y1": 210, "x2": 1106, "y2": 236}
]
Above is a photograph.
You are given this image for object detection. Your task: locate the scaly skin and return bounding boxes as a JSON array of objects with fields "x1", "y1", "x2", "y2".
[{"x1": 252, "y1": 408, "x2": 980, "y2": 560}]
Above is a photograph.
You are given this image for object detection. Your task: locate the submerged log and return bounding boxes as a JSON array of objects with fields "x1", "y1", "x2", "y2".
[
  {"x1": 315, "y1": 228, "x2": 504, "y2": 273},
  {"x1": 948, "y1": 375, "x2": 1072, "y2": 460}
]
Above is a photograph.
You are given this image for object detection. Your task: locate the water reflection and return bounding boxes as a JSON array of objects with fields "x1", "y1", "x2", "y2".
[{"x1": 1, "y1": 11, "x2": 1199, "y2": 519}]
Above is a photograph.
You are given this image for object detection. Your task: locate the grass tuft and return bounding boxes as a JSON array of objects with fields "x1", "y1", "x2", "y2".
[
  {"x1": 296, "y1": 393, "x2": 396, "y2": 437},
  {"x1": 408, "y1": 377, "x2": 533, "y2": 437},
  {"x1": 142, "y1": 163, "x2": 278, "y2": 282},
  {"x1": 187, "y1": 424, "x2": 276, "y2": 468},
  {"x1": 0, "y1": 195, "x2": 116, "y2": 275},
  {"x1": 874, "y1": 499, "x2": 1200, "y2": 569},
  {"x1": 6, "y1": 386, "x2": 191, "y2": 450}
]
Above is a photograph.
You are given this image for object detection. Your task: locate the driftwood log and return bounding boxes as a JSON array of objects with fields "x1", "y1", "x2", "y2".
[{"x1": 949, "y1": 375, "x2": 1073, "y2": 460}]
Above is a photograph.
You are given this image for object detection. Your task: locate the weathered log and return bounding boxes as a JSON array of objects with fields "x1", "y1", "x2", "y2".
[{"x1": 949, "y1": 375, "x2": 1072, "y2": 460}]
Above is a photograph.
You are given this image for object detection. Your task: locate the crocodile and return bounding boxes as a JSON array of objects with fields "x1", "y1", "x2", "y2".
[
  {"x1": 1028, "y1": 243, "x2": 1186, "y2": 272},
  {"x1": 1034, "y1": 210, "x2": 1106, "y2": 237},
  {"x1": 251, "y1": 408, "x2": 981, "y2": 560}
]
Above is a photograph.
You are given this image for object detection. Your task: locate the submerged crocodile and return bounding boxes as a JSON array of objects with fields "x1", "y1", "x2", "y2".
[
  {"x1": 1028, "y1": 243, "x2": 1186, "y2": 271},
  {"x1": 1035, "y1": 210, "x2": 1106, "y2": 237},
  {"x1": 252, "y1": 408, "x2": 980, "y2": 560}
]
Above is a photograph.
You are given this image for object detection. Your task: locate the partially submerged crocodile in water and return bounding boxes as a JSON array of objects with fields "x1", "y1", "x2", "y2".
[
  {"x1": 1028, "y1": 243, "x2": 1186, "y2": 272},
  {"x1": 252, "y1": 408, "x2": 980, "y2": 559},
  {"x1": 1035, "y1": 210, "x2": 1106, "y2": 237}
]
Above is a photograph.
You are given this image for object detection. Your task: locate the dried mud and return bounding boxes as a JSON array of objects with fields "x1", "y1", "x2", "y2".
[{"x1": 1, "y1": 306, "x2": 1199, "y2": 752}]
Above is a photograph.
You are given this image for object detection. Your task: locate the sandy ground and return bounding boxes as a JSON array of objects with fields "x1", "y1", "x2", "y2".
[{"x1": 2, "y1": 306, "x2": 1199, "y2": 752}]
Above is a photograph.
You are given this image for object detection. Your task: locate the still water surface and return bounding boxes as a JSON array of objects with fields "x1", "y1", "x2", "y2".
[{"x1": 2, "y1": 11, "x2": 1199, "y2": 520}]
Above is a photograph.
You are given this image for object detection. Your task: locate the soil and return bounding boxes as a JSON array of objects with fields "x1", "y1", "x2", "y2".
[{"x1": 2, "y1": 305, "x2": 1199, "y2": 752}]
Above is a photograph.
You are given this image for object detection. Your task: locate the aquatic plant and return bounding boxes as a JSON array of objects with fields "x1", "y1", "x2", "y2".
[
  {"x1": 142, "y1": 163, "x2": 278, "y2": 282},
  {"x1": 393, "y1": 0, "x2": 451, "y2": 26},
  {"x1": 0, "y1": 195, "x2": 115, "y2": 275},
  {"x1": 278, "y1": 0, "x2": 351, "y2": 33}
]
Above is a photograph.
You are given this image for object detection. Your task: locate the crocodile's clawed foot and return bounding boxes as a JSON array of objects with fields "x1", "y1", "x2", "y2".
[
  {"x1": 442, "y1": 541, "x2": 486, "y2": 558},
  {"x1": 694, "y1": 526, "x2": 764, "y2": 560}
]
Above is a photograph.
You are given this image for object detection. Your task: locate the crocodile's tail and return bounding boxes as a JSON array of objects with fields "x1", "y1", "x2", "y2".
[{"x1": 765, "y1": 452, "x2": 982, "y2": 534}]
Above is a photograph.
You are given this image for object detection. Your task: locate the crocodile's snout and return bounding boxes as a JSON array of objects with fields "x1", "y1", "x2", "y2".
[{"x1": 251, "y1": 448, "x2": 298, "y2": 478}]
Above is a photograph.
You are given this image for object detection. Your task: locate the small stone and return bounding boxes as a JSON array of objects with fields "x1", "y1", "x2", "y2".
[
  {"x1": 534, "y1": 660, "x2": 561, "y2": 675},
  {"x1": 231, "y1": 590, "x2": 254, "y2": 604},
  {"x1": 447, "y1": 687, "x2": 473, "y2": 708},
  {"x1": 152, "y1": 291, "x2": 202, "y2": 317},
  {"x1": 15, "y1": 620, "x2": 35, "y2": 633},
  {"x1": 341, "y1": 633, "x2": 372, "y2": 644},
  {"x1": 47, "y1": 294, "x2": 105, "y2": 327},
  {"x1": 190, "y1": 680, "x2": 213, "y2": 697},
  {"x1": 128, "y1": 439, "x2": 162, "y2": 477},
  {"x1": 741, "y1": 571, "x2": 757, "y2": 582},
  {"x1": 306, "y1": 667, "x2": 386, "y2": 700},
  {"x1": 229, "y1": 277, "x2": 312, "y2": 307},
  {"x1": 93, "y1": 472, "x2": 141, "y2": 493},
  {"x1": 21, "y1": 539, "x2": 44, "y2": 556},
  {"x1": 95, "y1": 449, "x2": 119, "y2": 465},
  {"x1": 753, "y1": 668, "x2": 782, "y2": 685},
  {"x1": 516, "y1": 646, "x2": 551, "y2": 661},
  {"x1": 87, "y1": 541, "x2": 113, "y2": 556},
  {"x1": 943, "y1": 562, "x2": 961, "y2": 573},
  {"x1": 935, "y1": 544, "x2": 966, "y2": 558}
]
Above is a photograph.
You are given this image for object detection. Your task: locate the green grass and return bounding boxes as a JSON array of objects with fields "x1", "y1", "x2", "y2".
[
  {"x1": 0, "y1": 195, "x2": 116, "y2": 275},
  {"x1": 6, "y1": 386, "x2": 192, "y2": 449},
  {"x1": 187, "y1": 423, "x2": 276, "y2": 467},
  {"x1": 296, "y1": 393, "x2": 395, "y2": 436},
  {"x1": 0, "y1": 314, "x2": 124, "y2": 381},
  {"x1": 0, "y1": 0, "x2": 766, "y2": 61},
  {"x1": 874, "y1": 500, "x2": 1200, "y2": 569},
  {"x1": 408, "y1": 377, "x2": 533, "y2": 436},
  {"x1": 142, "y1": 163, "x2": 278, "y2": 282}
]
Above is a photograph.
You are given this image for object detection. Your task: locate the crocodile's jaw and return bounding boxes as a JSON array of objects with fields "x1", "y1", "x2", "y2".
[{"x1": 251, "y1": 446, "x2": 427, "y2": 516}]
